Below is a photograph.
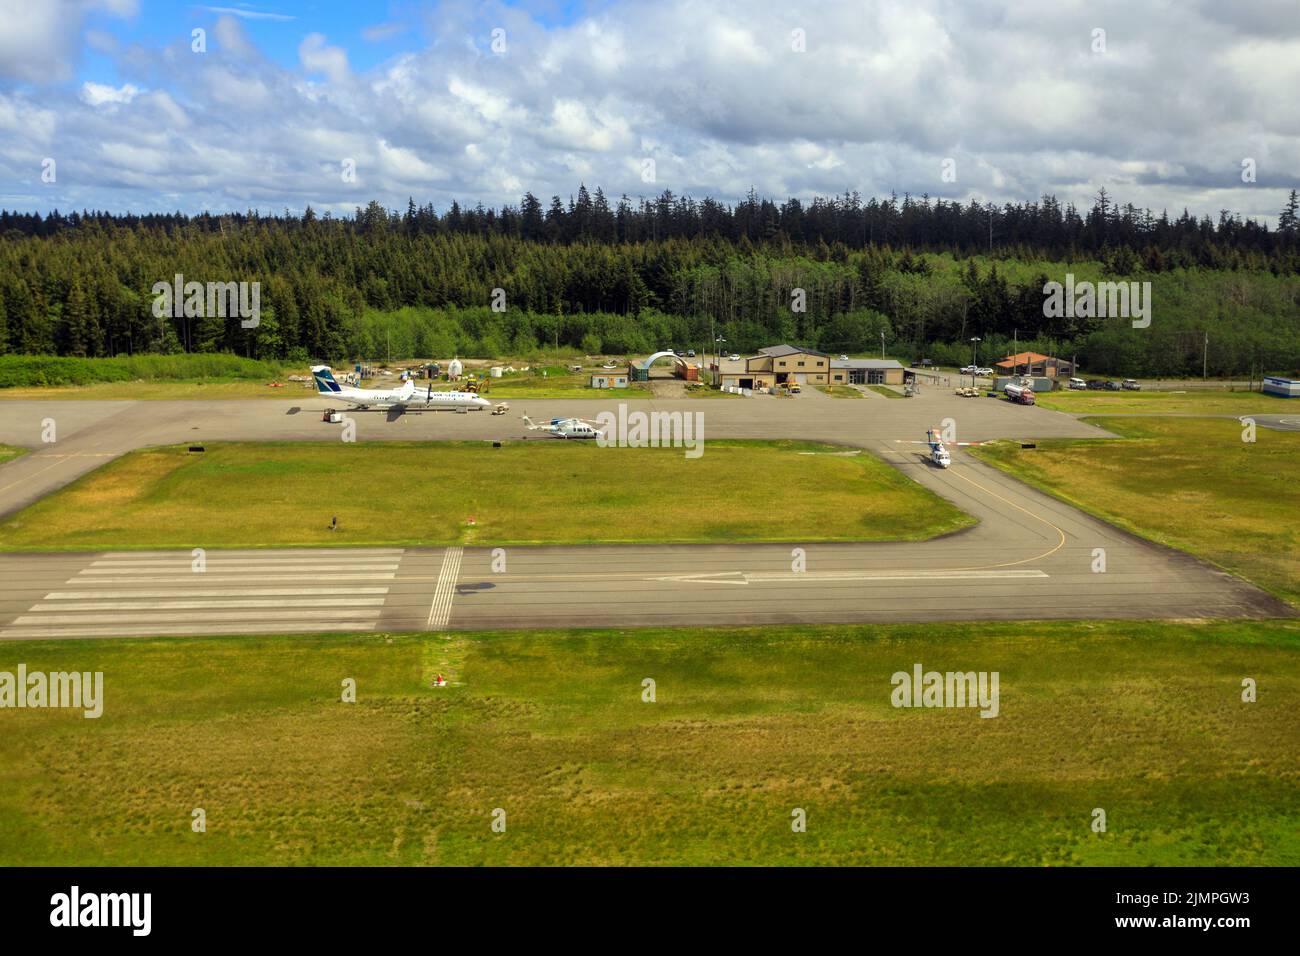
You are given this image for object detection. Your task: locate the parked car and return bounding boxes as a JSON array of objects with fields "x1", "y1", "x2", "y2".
[
  {"x1": 686, "y1": 349, "x2": 696, "y2": 357},
  {"x1": 976, "y1": 367, "x2": 994, "y2": 376},
  {"x1": 728, "y1": 353, "x2": 741, "y2": 361},
  {"x1": 1086, "y1": 379, "x2": 1108, "y2": 390},
  {"x1": 960, "y1": 365, "x2": 977, "y2": 374},
  {"x1": 1122, "y1": 379, "x2": 1141, "y2": 390},
  {"x1": 1103, "y1": 380, "x2": 1121, "y2": 390},
  {"x1": 1068, "y1": 377, "x2": 1088, "y2": 390}
]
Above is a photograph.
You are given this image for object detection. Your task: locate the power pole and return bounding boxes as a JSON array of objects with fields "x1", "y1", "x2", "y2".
[{"x1": 1203, "y1": 331, "x2": 1208, "y2": 381}]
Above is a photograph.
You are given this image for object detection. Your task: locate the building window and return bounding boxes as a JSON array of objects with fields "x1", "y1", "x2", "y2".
[{"x1": 797, "y1": 361, "x2": 805, "y2": 367}]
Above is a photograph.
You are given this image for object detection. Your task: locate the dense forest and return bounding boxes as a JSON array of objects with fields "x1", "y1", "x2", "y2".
[{"x1": 1, "y1": 187, "x2": 1297, "y2": 376}]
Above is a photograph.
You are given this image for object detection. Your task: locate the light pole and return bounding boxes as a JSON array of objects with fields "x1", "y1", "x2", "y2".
[
  {"x1": 970, "y1": 336, "x2": 981, "y2": 388},
  {"x1": 715, "y1": 335, "x2": 726, "y2": 387},
  {"x1": 880, "y1": 330, "x2": 886, "y2": 361}
]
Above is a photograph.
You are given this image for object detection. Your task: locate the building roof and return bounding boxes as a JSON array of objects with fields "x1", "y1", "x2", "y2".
[
  {"x1": 716, "y1": 357, "x2": 752, "y2": 374},
  {"x1": 996, "y1": 351, "x2": 1064, "y2": 367},
  {"x1": 830, "y1": 359, "x2": 904, "y2": 370},
  {"x1": 758, "y1": 343, "x2": 829, "y2": 359}
]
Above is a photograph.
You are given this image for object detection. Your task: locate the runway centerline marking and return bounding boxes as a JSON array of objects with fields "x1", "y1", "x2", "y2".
[
  {"x1": 648, "y1": 569, "x2": 1049, "y2": 585},
  {"x1": 940, "y1": 467, "x2": 1068, "y2": 570}
]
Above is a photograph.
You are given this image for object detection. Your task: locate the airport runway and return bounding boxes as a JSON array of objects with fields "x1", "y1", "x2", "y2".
[{"x1": 0, "y1": 444, "x2": 1289, "y2": 640}]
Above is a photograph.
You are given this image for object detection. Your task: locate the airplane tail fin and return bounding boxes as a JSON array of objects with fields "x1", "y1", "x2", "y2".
[
  {"x1": 521, "y1": 415, "x2": 537, "y2": 429},
  {"x1": 311, "y1": 365, "x2": 342, "y2": 394}
]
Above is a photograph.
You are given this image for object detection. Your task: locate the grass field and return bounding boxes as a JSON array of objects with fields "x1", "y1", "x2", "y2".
[
  {"x1": 473, "y1": 367, "x2": 648, "y2": 399},
  {"x1": 0, "y1": 354, "x2": 310, "y2": 400},
  {"x1": 972, "y1": 417, "x2": 1300, "y2": 605},
  {"x1": 1034, "y1": 389, "x2": 1295, "y2": 416},
  {"x1": 0, "y1": 440, "x2": 974, "y2": 550},
  {"x1": 817, "y1": 386, "x2": 865, "y2": 399},
  {"x1": 1, "y1": 620, "x2": 1295, "y2": 866},
  {"x1": 867, "y1": 385, "x2": 904, "y2": 399},
  {"x1": 0, "y1": 444, "x2": 27, "y2": 466}
]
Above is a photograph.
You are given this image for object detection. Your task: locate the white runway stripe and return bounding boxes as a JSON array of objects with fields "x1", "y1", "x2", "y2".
[
  {"x1": 80, "y1": 565, "x2": 399, "y2": 575},
  {"x1": 70, "y1": 574, "x2": 397, "y2": 584},
  {"x1": 92, "y1": 549, "x2": 405, "y2": 558},
  {"x1": 29, "y1": 598, "x2": 387, "y2": 611},
  {"x1": 0, "y1": 621, "x2": 381, "y2": 639},
  {"x1": 15, "y1": 609, "x2": 384, "y2": 626},
  {"x1": 46, "y1": 587, "x2": 390, "y2": 599},
  {"x1": 426, "y1": 547, "x2": 463, "y2": 630},
  {"x1": 86, "y1": 559, "x2": 401, "y2": 569}
]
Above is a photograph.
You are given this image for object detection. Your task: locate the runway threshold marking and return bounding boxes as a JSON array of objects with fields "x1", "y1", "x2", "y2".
[
  {"x1": 426, "y1": 547, "x2": 464, "y2": 630},
  {"x1": 0, "y1": 549, "x2": 402, "y2": 639}
]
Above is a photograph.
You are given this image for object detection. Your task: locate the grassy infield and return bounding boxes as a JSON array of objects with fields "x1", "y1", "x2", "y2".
[
  {"x1": 0, "y1": 441, "x2": 972, "y2": 550},
  {"x1": 0, "y1": 394, "x2": 1297, "y2": 865}
]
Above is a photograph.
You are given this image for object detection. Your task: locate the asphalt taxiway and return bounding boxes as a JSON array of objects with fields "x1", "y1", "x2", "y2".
[{"x1": 0, "y1": 389, "x2": 1291, "y2": 638}]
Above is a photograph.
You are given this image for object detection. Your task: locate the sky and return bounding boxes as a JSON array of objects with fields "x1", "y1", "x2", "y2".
[{"x1": 0, "y1": 0, "x2": 1297, "y2": 224}]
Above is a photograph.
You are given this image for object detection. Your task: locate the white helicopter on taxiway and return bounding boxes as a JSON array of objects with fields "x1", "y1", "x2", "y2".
[
  {"x1": 521, "y1": 414, "x2": 607, "y2": 439},
  {"x1": 895, "y1": 428, "x2": 985, "y2": 468}
]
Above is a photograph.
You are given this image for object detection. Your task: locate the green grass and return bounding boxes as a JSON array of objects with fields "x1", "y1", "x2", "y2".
[
  {"x1": 1, "y1": 620, "x2": 1296, "y2": 866},
  {"x1": 867, "y1": 385, "x2": 904, "y2": 399},
  {"x1": 0, "y1": 380, "x2": 314, "y2": 400},
  {"x1": 0, "y1": 353, "x2": 307, "y2": 399},
  {"x1": 1035, "y1": 389, "x2": 1294, "y2": 416},
  {"x1": 816, "y1": 386, "x2": 865, "y2": 399},
  {"x1": 474, "y1": 369, "x2": 650, "y2": 400},
  {"x1": 0, "y1": 440, "x2": 974, "y2": 550},
  {"x1": 971, "y1": 417, "x2": 1300, "y2": 605},
  {"x1": 0, "y1": 444, "x2": 27, "y2": 466}
]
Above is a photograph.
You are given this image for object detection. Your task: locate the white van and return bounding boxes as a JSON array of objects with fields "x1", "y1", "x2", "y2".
[{"x1": 1068, "y1": 377, "x2": 1087, "y2": 390}]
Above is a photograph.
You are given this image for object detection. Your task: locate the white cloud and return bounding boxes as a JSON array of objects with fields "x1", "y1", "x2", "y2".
[
  {"x1": 80, "y1": 82, "x2": 141, "y2": 107},
  {"x1": 200, "y1": 5, "x2": 294, "y2": 22},
  {"x1": 0, "y1": 0, "x2": 133, "y2": 83},
  {"x1": 362, "y1": 21, "x2": 407, "y2": 42},
  {"x1": 299, "y1": 33, "x2": 351, "y2": 86},
  {"x1": 0, "y1": 0, "x2": 1296, "y2": 224}
]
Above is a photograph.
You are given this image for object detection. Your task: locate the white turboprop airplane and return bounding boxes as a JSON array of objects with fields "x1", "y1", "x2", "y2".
[
  {"x1": 521, "y1": 415, "x2": 606, "y2": 439},
  {"x1": 313, "y1": 366, "x2": 490, "y2": 412}
]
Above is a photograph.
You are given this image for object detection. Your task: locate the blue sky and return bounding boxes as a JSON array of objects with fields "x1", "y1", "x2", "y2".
[
  {"x1": 1, "y1": 0, "x2": 1297, "y2": 222},
  {"x1": 77, "y1": 2, "x2": 593, "y2": 81}
]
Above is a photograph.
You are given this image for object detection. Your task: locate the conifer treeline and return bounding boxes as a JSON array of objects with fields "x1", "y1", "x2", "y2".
[
  {"x1": 6, "y1": 187, "x2": 1300, "y2": 258},
  {"x1": 0, "y1": 187, "x2": 1297, "y2": 376}
]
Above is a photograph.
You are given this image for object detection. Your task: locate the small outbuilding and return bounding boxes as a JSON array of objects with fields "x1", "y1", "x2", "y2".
[
  {"x1": 591, "y1": 372, "x2": 629, "y2": 389},
  {"x1": 1262, "y1": 376, "x2": 1300, "y2": 398}
]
